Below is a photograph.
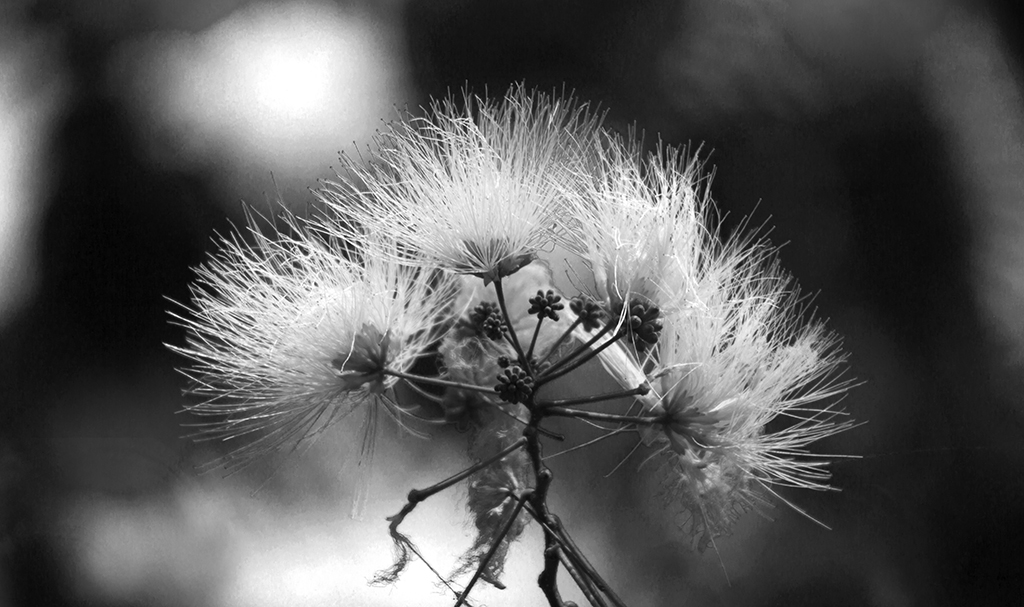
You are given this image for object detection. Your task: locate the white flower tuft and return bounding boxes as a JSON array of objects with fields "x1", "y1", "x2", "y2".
[
  {"x1": 170, "y1": 212, "x2": 460, "y2": 471},
  {"x1": 167, "y1": 83, "x2": 859, "y2": 584},
  {"x1": 560, "y1": 135, "x2": 853, "y2": 547},
  {"x1": 560, "y1": 140, "x2": 713, "y2": 395},
  {"x1": 567, "y1": 139, "x2": 710, "y2": 317},
  {"x1": 648, "y1": 242, "x2": 854, "y2": 549},
  {"x1": 320, "y1": 86, "x2": 602, "y2": 284}
]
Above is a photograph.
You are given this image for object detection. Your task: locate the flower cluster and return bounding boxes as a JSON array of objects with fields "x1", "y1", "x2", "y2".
[
  {"x1": 647, "y1": 249, "x2": 851, "y2": 550},
  {"x1": 321, "y1": 86, "x2": 601, "y2": 285},
  {"x1": 563, "y1": 135, "x2": 853, "y2": 549},
  {"x1": 173, "y1": 84, "x2": 854, "y2": 603},
  {"x1": 171, "y1": 215, "x2": 460, "y2": 471}
]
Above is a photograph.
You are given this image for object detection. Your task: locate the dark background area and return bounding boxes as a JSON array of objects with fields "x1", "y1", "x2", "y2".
[{"x1": 2, "y1": 0, "x2": 1023, "y2": 605}]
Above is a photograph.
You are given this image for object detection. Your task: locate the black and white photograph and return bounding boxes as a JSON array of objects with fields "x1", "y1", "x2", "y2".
[{"x1": 2, "y1": 1, "x2": 1022, "y2": 605}]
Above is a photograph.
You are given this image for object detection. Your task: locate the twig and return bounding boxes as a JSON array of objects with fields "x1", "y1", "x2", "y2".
[
  {"x1": 539, "y1": 320, "x2": 616, "y2": 378},
  {"x1": 482, "y1": 400, "x2": 564, "y2": 441},
  {"x1": 383, "y1": 437, "x2": 528, "y2": 535},
  {"x1": 454, "y1": 491, "x2": 531, "y2": 607},
  {"x1": 527, "y1": 313, "x2": 545, "y2": 361},
  {"x1": 558, "y1": 548, "x2": 607, "y2": 607},
  {"x1": 542, "y1": 407, "x2": 664, "y2": 427},
  {"x1": 536, "y1": 384, "x2": 650, "y2": 409},
  {"x1": 536, "y1": 329, "x2": 626, "y2": 387},
  {"x1": 384, "y1": 368, "x2": 497, "y2": 397},
  {"x1": 494, "y1": 278, "x2": 530, "y2": 372},
  {"x1": 552, "y1": 515, "x2": 628, "y2": 607},
  {"x1": 536, "y1": 314, "x2": 584, "y2": 368}
]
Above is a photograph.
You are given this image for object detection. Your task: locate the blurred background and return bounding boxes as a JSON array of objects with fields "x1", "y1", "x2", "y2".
[{"x1": 2, "y1": 0, "x2": 1023, "y2": 605}]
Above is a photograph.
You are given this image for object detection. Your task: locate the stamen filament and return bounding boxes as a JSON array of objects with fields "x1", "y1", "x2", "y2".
[{"x1": 400, "y1": 379, "x2": 445, "y2": 404}]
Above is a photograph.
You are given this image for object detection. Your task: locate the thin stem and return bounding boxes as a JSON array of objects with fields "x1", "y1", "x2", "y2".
[
  {"x1": 552, "y1": 516, "x2": 628, "y2": 607},
  {"x1": 454, "y1": 491, "x2": 531, "y2": 607},
  {"x1": 541, "y1": 320, "x2": 616, "y2": 378},
  {"x1": 542, "y1": 407, "x2": 665, "y2": 427},
  {"x1": 539, "y1": 541, "x2": 565, "y2": 607},
  {"x1": 542, "y1": 426, "x2": 631, "y2": 462},
  {"x1": 493, "y1": 279, "x2": 529, "y2": 373},
  {"x1": 536, "y1": 329, "x2": 626, "y2": 388},
  {"x1": 400, "y1": 378, "x2": 445, "y2": 404},
  {"x1": 502, "y1": 329, "x2": 520, "y2": 355},
  {"x1": 402, "y1": 541, "x2": 477, "y2": 606},
  {"x1": 536, "y1": 384, "x2": 650, "y2": 409},
  {"x1": 384, "y1": 438, "x2": 527, "y2": 535},
  {"x1": 558, "y1": 549, "x2": 607, "y2": 607},
  {"x1": 536, "y1": 315, "x2": 583, "y2": 368},
  {"x1": 483, "y1": 400, "x2": 565, "y2": 441},
  {"x1": 519, "y1": 501, "x2": 617, "y2": 607},
  {"x1": 527, "y1": 314, "x2": 544, "y2": 361},
  {"x1": 384, "y1": 368, "x2": 495, "y2": 397},
  {"x1": 523, "y1": 415, "x2": 566, "y2": 606},
  {"x1": 419, "y1": 437, "x2": 528, "y2": 500}
]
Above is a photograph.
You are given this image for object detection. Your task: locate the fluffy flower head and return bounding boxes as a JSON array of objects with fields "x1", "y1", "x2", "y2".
[
  {"x1": 568, "y1": 140, "x2": 709, "y2": 317},
  {"x1": 323, "y1": 86, "x2": 601, "y2": 284},
  {"x1": 559, "y1": 141, "x2": 714, "y2": 393},
  {"x1": 648, "y1": 244, "x2": 852, "y2": 548},
  {"x1": 171, "y1": 215, "x2": 459, "y2": 470}
]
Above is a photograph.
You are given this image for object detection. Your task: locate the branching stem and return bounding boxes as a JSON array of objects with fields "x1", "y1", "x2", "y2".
[
  {"x1": 536, "y1": 384, "x2": 650, "y2": 409},
  {"x1": 493, "y1": 279, "x2": 530, "y2": 373},
  {"x1": 519, "y1": 500, "x2": 622, "y2": 607},
  {"x1": 384, "y1": 284, "x2": 643, "y2": 607},
  {"x1": 558, "y1": 549, "x2": 607, "y2": 607},
  {"x1": 527, "y1": 313, "x2": 545, "y2": 361},
  {"x1": 453, "y1": 491, "x2": 531, "y2": 607},
  {"x1": 540, "y1": 320, "x2": 617, "y2": 378},
  {"x1": 383, "y1": 368, "x2": 495, "y2": 397},
  {"x1": 542, "y1": 407, "x2": 665, "y2": 427},
  {"x1": 483, "y1": 400, "x2": 565, "y2": 441},
  {"x1": 552, "y1": 514, "x2": 628, "y2": 607},
  {"x1": 536, "y1": 314, "x2": 584, "y2": 368},
  {"x1": 384, "y1": 437, "x2": 527, "y2": 536},
  {"x1": 536, "y1": 329, "x2": 627, "y2": 388}
]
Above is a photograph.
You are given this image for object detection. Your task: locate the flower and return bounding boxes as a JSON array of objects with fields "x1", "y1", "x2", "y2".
[
  {"x1": 647, "y1": 243, "x2": 853, "y2": 550},
  {"x1": 567, "y1": 139, "x2": 710, "y2": 320},
  {"x1": 559, "y1": 140, "x2": 712, "y2": 392},
  {"x1": 320, "y1": 85, "x2": 601, "y2": 284},
  {"x1": 170, "y1": 212, "x2": 460, "y2": 471},
  {"x1": 559, "y1": 134, "x2": 851, "y2": 548}
]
